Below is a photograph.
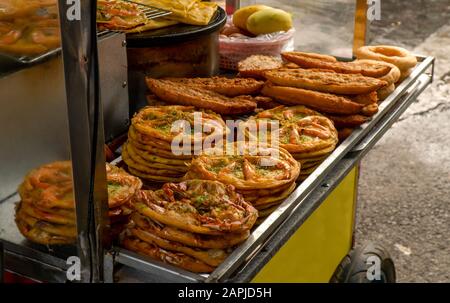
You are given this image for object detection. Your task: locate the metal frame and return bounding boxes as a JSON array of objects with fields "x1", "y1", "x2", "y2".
[{"x1": 112, "y1": 56, "x2": 435, "y2": 282}]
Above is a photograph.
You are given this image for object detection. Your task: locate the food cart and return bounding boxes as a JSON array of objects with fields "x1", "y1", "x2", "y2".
[{"x1": 0, "y1": 0, "x2": 435, "y2": 283}]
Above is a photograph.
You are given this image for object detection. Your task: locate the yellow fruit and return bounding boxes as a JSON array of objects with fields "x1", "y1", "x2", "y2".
[
  {"x1": 246, "y1": 8, "x2": 293, "y2": 35},
  {"x1": 233, "y1": 5, "x2": 270, "y2": 31}
]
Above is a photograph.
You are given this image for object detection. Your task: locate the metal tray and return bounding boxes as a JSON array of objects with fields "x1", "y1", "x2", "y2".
[
  {"x1": 112, "y1": 55, "x2": 435, "y2": 282},
  {"x1": 0, "y1": 55, "x2": 435, "y2": 283}
]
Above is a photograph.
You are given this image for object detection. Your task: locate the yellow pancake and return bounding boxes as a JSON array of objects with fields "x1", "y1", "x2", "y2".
[
  {"x1": 124, "y1": 143, "x2": 188, "y2": 173},
  {"x1": 130, "y1": 228, "x2": 229, "y2": 267},
  {"x1": 127, "y1": 167, "x2": 183, "y2": 183},
  {"x1": 123, "y1": 150, "x2": 185, "y2": 177}
]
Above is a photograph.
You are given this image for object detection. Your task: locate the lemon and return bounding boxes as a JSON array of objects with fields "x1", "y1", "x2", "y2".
[
  {"x1": 232, "y1": 4, "x2": 270, "y2": 31},
  {"x1": 246, "y1": 8, "x2": 293, "y2": 35}
]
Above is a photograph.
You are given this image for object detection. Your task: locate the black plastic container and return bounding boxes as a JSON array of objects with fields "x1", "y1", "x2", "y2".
[{"x1": 126, "y1": 7, "x2": 227, "y2": 113}]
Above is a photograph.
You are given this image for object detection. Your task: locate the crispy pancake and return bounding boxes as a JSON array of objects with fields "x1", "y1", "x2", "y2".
[
  {"x1": 264, "y1": 68, "x2": 387, "y2": 95},
  {"x1": 238, "y1": 55, "x2": 283, "y2": 79},
  {"x1": 16, "y1": 218, "x2": 75, "y2": 245},
  {"x1": 282, "y1": 51, "x2": 337, "y2": 63},
  {"x1": 124, "y1": 142, "x2": 188, "y2": 171},
  {"x1": 131, "y1": 106, "x2": 227, "y2": 143},
  {"x1": 97, "y1": 0, "x2": 148, "y2": 31},
  {"x1": 162, "y1": 77, "x2": 264, "y2": 97},
  {"x1": 338, "y1": 128, "x2": 354, "y2": 141},
  {"x1": 19, "y1": 201, "x2": 75, "y2": 225},
  {"x1": 17, "y1": 208, "x2": 76, "y2": 238},
  {"x1": 123, "y1": 153, "x2": 186, "y2": 178},
  {"x1": 377, "y1": 83, "x2": 396, "y2": 101},
  {"x1": 327, "y1": 114, "x2": 369, "y2": 128},
  {"x1": 146, "y1": 79, "x2": 257, "y2": 115},
  {"x1": 127, "y1": 140, "x2": 191, "y2": 164},
  {"x1": 107, "y1": 168, "x2": 143, "y2": 209},
  {"x1": 254, "y1": 96, "x2": 282, "y2": 109},
  {"x1": 131, "y1": 180, "x2": 258, "y2": 235},
  {"x1": 262, "y1": 83, "x2": 365, "y2": 115},
  {"x1": 250, "y1": 182, "x2": 296, "y2": 207},
  {"x1": 132, "y1": 212, "x2": 249, "y2": 249},
  {"x1": 130, "y1": 228, "x2": 228, "y2": 267},
  {"x1": 361, "y1": 103, "x2": 379, "y2": 117},
  {"x1": 122, "y1": 236, "x2": 215, "y2": 273},
  {"x1": 246, "y1": 106, "x2": 338, "y2": 154},
  {"x1": 282, "y1": 52, "x2": 391, "y2": 77},
  {"x1": 185, "y1": 143, "x2": 300, "y2": 191},
  {"x1": 127, "y1": 167, "x2": 183, "y2": 183},
  {"x1": 349, "y1": 91, "x2": 378, "y2": 105}
]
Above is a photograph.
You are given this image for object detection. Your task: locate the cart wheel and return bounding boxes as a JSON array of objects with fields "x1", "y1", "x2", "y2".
[{"x1": 330, "y1": 242, "x2": 396, "y2": 283}]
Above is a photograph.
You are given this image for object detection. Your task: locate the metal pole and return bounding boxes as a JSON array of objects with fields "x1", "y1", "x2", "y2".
[
  {"x1": 353, "y1": 0, "x2": 368, "y2": 55},
  {"x1": 57, "y1": 0, "x2": 110, "y2": 283}
]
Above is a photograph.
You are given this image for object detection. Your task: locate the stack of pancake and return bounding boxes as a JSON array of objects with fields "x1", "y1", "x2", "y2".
[
  {"x1": 106, "y1": 164, "x2": 143, "y2": 236},
  {"x1": 122, "y1": 105, "x2": 227, "y2": 184},
  {"x1": 245, "y1": 105, "x2": 338, "y2": 182},
  {"x1": 184, "y1": 142, "x2": 300, "y2": 223},
  {"x1": 234, "y1": 52, "x2": 390, "y2": 141},
  {"x1": 122, "y1": 180, "x2": 258, "y2": 273},
  {"x1": 15, "y1": 161, "x2": 142, "y2": 245}
]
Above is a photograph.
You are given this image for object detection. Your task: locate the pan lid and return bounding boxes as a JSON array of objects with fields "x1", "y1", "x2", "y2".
[{"x1": 126, "y1": 6, "x2": 226, "y2": 47}]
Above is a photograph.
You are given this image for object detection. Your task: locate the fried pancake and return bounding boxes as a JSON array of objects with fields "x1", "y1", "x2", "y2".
[
  {"x1": 132, "y1": 212, "x2": 249, "y2": 249},
  {"x1": 131, "y1": 105, "x2": 227, "y2": 143},
  {"x1": 132, "y1": 180, "x2": 258, "y2": 235},
  {"x1": 262, "y1": 83, "x2": 365, "y2": 114},
  {"x1": 129, "y1": 138, "x2": 193, "y2": 160},
  {"x1": 122, "y1": 236, "x2": 215, "y2": 273},
  {"x1": 19, "y1": 161, "x2": 75, "y2": 210},
  {"x1": 130, "y1": 228, "x2": 228, "y2": 267},
  {"x1": 254, "y1": 96, "x2": 282, "y2": 109},
  {"x1": 186, "y1": 143, "x2": 300, "y2": 191},
  {"x1": 146, "y1": 94, "x2": 167, "y2": 106},
  {"x1": 17, "y1": 208, "x2": 76, "y2": 238},
  {"x1": 349, "y1": 91, "x2": 378, "y2": 105},
  {"x1": 257, "y1": 204, "x2": 280, "y2": 218},
  {"x1": 247, "y1": 106, "x2": 338, "y2": 154},
  {"x1": 264, "y1": 68, "x2": 387, "y2": 95},
  {"x1": 127, "y1": 167, "x2": 183, "y2": 183},
  {"x1": 122, "y1": 150, "x2": 186, "y2": 177},
  {"x1": 327, "y1": 114, "x2": 369, "y2": 128},
  {"x1": 146, "y1": 79, "x2": 257, "y2": 115},
  {"x1": 16, "y1": 218, "x2": 75, "y2": 245},
  {"x1": 162, "y1": 77, "x2": 264, "y2": 97},
  {"x1": 337, "y1": 128, "x2": 354, "y2": 141},
  {"x1": 291, "y1": 145, "x2": 335, "y2": 159},
  {"x1": 361, "y1": 103, "x2": 379, "y2": 117},
  {"x1": 353, "y1": 59, "x2": 401, "y2": 85},
  {"x1": 282, "y1": 52, "x2": 391, "y2": 77},
  {"x1": 282, "y1": 51, "x2": 337, "y2": 63},
  {"x1": 250, "y1": 182, "x2": 296, "y2": 207},
  {"x1": 235, "y1": 181, "x2": 293, "y2": 197},
  {"x1": 377, "y1": 83, "x2": 396, "y2": 101},
  {"x1": 19, "y1": 201, "x2": 75, "y2": 225},
  {"x1": 238, "y1": 55, "x2": 283, "y2": 79},
  {"x1": 107, "y1": 168, "x2": 143, "y2": 209},
  {"x1": 128, "y1": 140, "x2": 191, "y2": 163},
  {"x1": 124, "y1": 142, "x2": 188, "y2": 171}
]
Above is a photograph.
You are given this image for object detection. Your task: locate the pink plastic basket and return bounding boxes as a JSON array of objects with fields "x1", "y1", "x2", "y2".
[{"x1": 219, "y1": 29, "x2": 295, "y2": 70}]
